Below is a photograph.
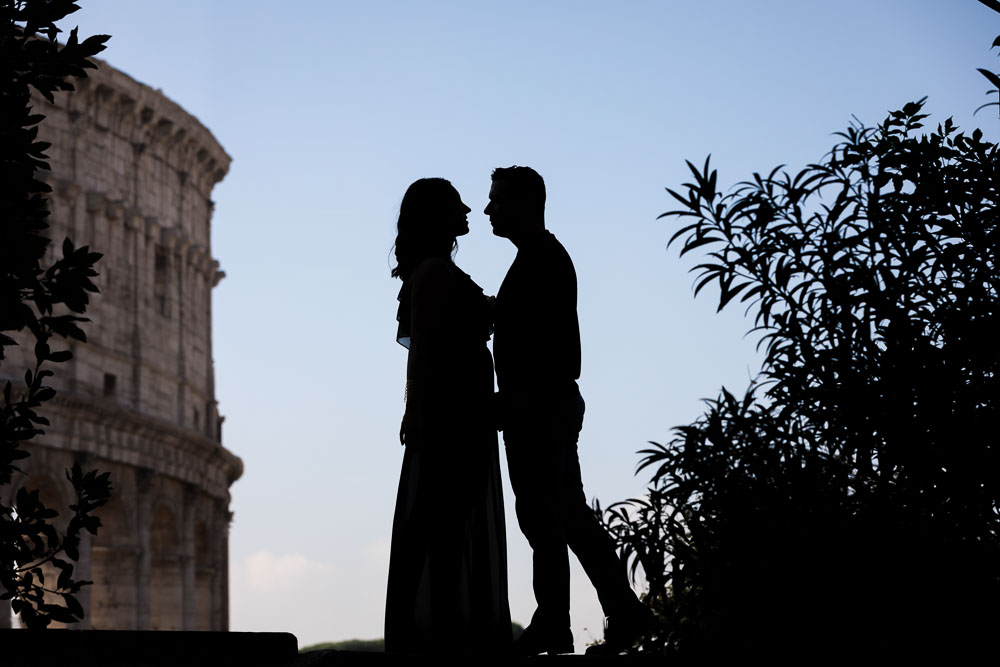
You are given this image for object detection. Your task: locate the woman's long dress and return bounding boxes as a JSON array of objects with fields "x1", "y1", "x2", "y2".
[{"x1": 385, "y1": 259, "x2": 511, "y2": 654}]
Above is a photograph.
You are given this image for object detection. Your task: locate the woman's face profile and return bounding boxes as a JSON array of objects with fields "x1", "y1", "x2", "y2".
[{"x1": 445, "y1": 187, "x2": 472, "y2": 237}]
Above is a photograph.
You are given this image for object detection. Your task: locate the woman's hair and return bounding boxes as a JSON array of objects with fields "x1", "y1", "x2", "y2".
[{"x1": 391, "y1": 177, "x2": 459, "y2": 280}]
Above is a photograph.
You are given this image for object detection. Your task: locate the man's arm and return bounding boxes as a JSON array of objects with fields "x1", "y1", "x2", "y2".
[{"x1": 528, "y1": 244, "x2": 581, "y2": 385}]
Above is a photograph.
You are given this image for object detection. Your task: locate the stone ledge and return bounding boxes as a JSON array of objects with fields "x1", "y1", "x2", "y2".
[{"x1": 0, "y1": 629, "x2": 297, "y2": 667}]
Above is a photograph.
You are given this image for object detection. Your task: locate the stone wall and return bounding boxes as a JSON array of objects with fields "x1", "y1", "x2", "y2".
[{"x1": 0, "y1": 60, "x2": 242, "y2": 630}]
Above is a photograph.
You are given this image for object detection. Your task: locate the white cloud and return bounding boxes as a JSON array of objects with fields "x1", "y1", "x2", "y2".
[
  {"x1": 242, "y1": 551, "x2": 335, "y2": 593},
  {"x1": 230, "y1": 544, "x2": 389, "y2": 649},
  {"x1": 363, "y1": 537, "x2": 391, "y2": 573}
]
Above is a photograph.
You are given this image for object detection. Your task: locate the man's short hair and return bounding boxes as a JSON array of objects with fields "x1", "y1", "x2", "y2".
[{"x1": 491, "y1": 165, "x2": 546, "y2": 209}]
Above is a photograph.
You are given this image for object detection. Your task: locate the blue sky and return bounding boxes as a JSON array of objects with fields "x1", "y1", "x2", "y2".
[{"x1": 61, "y1": 0, "x2": 1000, "y2": 649}]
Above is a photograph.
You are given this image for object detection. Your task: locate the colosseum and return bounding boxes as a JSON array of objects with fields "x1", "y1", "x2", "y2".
[{"x1": 0, "y1": 60, "x2": 242, "y2": 630}]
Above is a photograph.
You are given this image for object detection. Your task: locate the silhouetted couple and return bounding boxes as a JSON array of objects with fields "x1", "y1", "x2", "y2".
[{"x1": 384, "y1": 167, "x2": 653, "y2": 656}]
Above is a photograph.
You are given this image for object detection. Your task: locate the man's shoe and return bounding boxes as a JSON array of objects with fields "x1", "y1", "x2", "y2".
[
  {"x1": 585, "y1": 604, "x2": 657, "y2": 655},
  {"x1": 512, "y1": 624, "x2": 574, "y2": 656}
]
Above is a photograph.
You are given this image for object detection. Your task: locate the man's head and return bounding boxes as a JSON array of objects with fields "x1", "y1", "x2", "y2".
[{"x1": 484, "y1": 166, "x2": 546, "y2": 242}]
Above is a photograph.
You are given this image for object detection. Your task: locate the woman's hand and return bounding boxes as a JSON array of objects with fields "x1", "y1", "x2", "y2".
[
  {"x1": 492, "y1": 391, "x2": 504, "y2": 432},
  {"x1": 400, "y1": 405, "x2": 425, "y2": 447}
]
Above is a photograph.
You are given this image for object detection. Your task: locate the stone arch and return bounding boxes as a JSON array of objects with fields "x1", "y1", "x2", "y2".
[
  {"x1": 90, "y1": 489, "x2": 137, "y2": 629},
  {"x1": 149, "y1": 504, "x2": 182, "y2": 630},
  {"x1": 193, "y1": 517, "x2": 215, "y2": 629}
]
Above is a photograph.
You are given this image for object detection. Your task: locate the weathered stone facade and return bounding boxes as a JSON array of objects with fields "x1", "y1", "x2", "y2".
[{"x1": 0, "y1": 61, "x2": 242, "y2": 630}]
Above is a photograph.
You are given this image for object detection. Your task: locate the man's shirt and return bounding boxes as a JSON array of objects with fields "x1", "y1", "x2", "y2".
[{"x1": 494, "y1": 230, "x2": 581, "y2": 395}]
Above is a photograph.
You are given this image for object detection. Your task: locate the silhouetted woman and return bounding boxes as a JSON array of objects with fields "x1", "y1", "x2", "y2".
[{"x1": 385, "y1": 178, "x2": 512, "y2": 654}]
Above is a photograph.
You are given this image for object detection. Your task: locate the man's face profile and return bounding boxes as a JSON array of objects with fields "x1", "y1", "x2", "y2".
[{"x1": 485, "y1": 180, "x2": 515, "y2": 239}]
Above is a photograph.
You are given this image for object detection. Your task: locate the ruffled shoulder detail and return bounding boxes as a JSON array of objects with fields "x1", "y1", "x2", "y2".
[
  {"x1": 395, "y1": 260, "x2": 492, "y2": 349},
  {"x1": 396, "y1": 281, "x2": 412, "y2": 349}
]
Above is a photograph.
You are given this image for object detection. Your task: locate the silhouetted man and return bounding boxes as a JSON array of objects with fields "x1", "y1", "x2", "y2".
[{"x1": 485, "y1": 166, "x2": 653, "y2": 655}]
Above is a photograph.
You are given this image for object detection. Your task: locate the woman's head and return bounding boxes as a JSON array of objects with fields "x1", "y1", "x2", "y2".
[{"x1": 391, "y1": 178, "x2": 471, "y2": 279}]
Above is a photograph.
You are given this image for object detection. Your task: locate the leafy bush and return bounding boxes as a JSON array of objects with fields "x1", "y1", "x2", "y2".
[
  {"x1": 299, "y1": 624, "x2": 524, "y2": 653},
  {"x1": 300, "y1": 639, "x2": 386, "y2": 653},
  {"x1": 977, "y1": 0, "x2": 1000, "y2": 116},
  {"x1": 599, "y1": 99, "x2": 1000, "y2": 657},
  {"x1": 1, "y1": 0, "x2": 111, "y2": 628}
]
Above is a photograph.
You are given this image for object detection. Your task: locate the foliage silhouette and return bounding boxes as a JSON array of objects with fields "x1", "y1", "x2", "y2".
[
  {"x1": 598, "y1": 99, "x2": 1000, "y2": 657},
  {"x1": 1, "y1": 0, "x2": 112, "y2": 628},
  {"x1": 976, "y1": 0, "x2": 1000, "y2": 116},
  {"x1": 299, "y1": 624, "x2": 525, "y2": 654},
  {"x1": 300, "y1": 639, "x2": 386, "y2": 653}
]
